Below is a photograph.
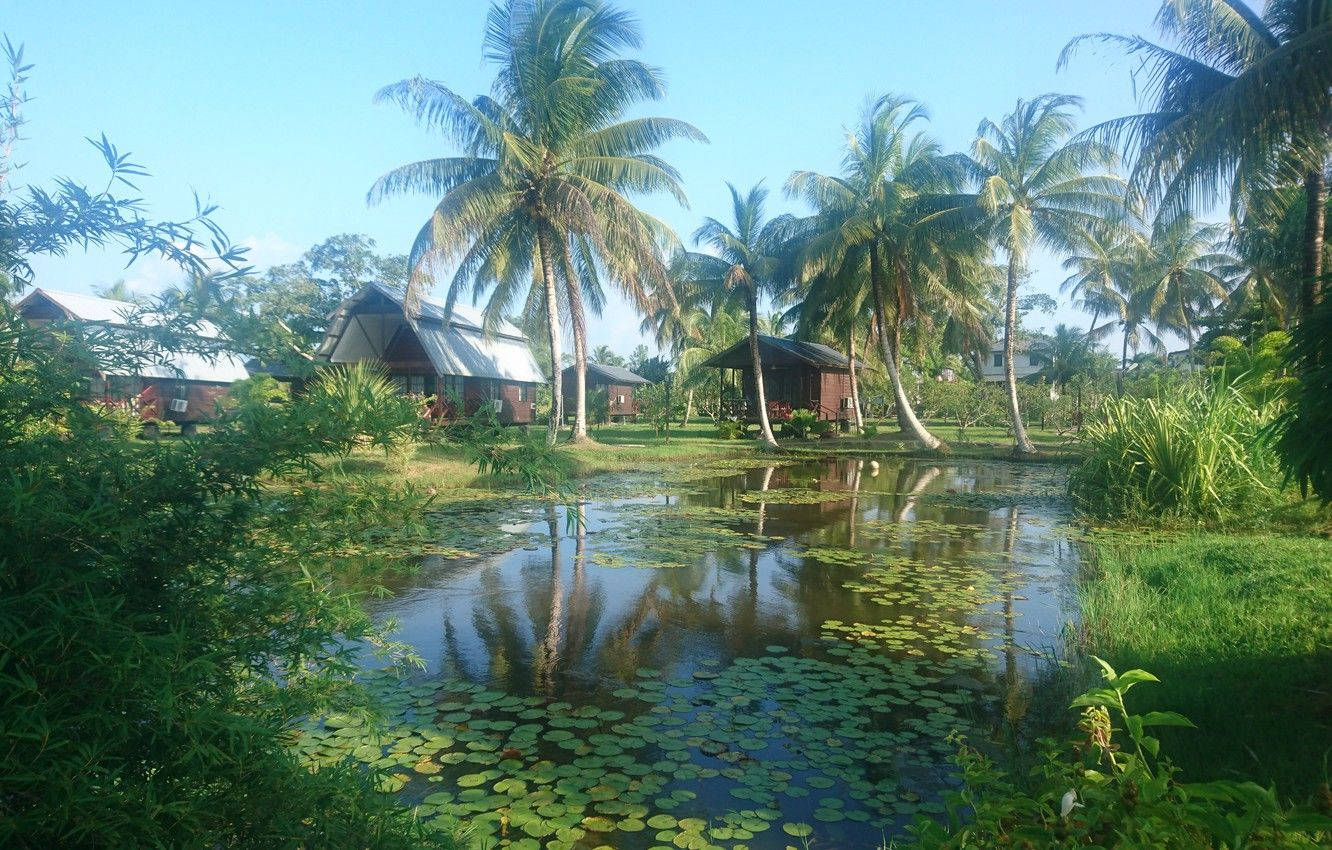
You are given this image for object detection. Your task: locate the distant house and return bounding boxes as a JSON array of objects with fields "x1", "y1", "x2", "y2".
[
  {"x1": 316, "y1": 282, "x2": 544, "y2": 424},
  {"x1": 561, "y1": 362, "x2": 650, "y2": 423},
  {"x1": 979, "y1": 341, "x2": 1043, "y2": 383},
  {"x1": 700, "y1": 335, "x2": 860, "y2": 424},
  {"x1": 15, "y1": 287, "x2": 252, "y2": 430}
]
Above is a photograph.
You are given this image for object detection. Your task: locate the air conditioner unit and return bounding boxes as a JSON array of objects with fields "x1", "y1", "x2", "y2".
[
  {"x1": 840, "y1": 397, "x2": 851, "y2": 410},
  {"x1": 491, "y1": 398, "x2": 504, "y2": 413},
  {"x1": 169, "y1": 398, "x2": 189, "y2": 414},
  {"x1": 530, "y1": 402, "x2": 537, "y2": 411}
]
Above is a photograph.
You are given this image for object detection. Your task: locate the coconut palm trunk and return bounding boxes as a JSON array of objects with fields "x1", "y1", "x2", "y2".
[
  {"x1": 1003, "y1": 257, "x2": 1036, "y2": 454},
  {"x1": 564, "y1": 274, "x2": 592, "y2": 443},
  {"x1": 870, "y1": 253, "x2": 944, "y2": 450},
  {"x1": 1302, "y1": 167, "x2": 1327, "y2": 320},
  {"x1": 748, "y1": 288, "x2": 779, "y2": 448},
  {"x1": 536, "y1": 226, "x2": 564, "y2": 446},
  {"x1": 682, "y1": 387, "x2": 693, "y2": 427},
  {"x1": 847, "y1": 328, "x2": 864, "y2": 431},
  {"x1": 1118, "y1": 328, "x2": 1130, "y2": 398}
]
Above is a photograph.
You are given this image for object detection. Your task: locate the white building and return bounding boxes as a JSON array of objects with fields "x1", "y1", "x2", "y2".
[{"x1": 979, "y1": 342, "x2": 1043, "y2": 383}]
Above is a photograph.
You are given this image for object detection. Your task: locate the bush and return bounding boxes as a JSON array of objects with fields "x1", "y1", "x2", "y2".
[
  {"x1": 716, "y1": 419, "x2": 746, "y2": 440},
  {"x1": 861, "y1": 423, "x2": 878, "y2": 439},
  {"x1": 786, "y1": 408, "x2": 819, "y2": 439},
  {"x1": 1068, "y1": 381, "x2": 1283, "y2": 523},
  {"x1": 0, "y1": 311, "x2": 438, "y2": 846},
  {"x1": 901, "y1": 659, "x2": 1332, "y2": 848},
  {"x1": 921, "y1": 379, "x2": 1003, "y2": 441}
]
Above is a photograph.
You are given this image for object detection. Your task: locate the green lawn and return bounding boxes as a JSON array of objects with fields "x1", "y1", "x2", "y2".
[{"x1": 1080, "y1": 533, "x2": 1332, "y2": 798}]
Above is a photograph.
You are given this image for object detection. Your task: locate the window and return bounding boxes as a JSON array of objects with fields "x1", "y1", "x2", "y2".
[
  {"x1": 992, "y1": 352, "x2": 1003, "y2": 368},
  {"x1": 516, "y1": 384, "x2": 527, "y2": 402},
  {"x1": 409, "y1": 374, "x2": 425, "y2": 395},
  {"x1": 616, "y1": 394, "x2": 625, "y2": 405},
  {"x1": 441, "y1": 375, "x2": 464, "y2": 403}
]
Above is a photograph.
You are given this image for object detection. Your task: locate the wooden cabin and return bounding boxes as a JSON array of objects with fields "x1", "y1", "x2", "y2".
[
  {"x1": 316, "y1": 283, "x2": 544, "y2": 424},
  {"x1": 561, "y1": 362, "x2": 650, "y2": 423},
  {"x1": 700, "y1": 335, "x2": 860, "y2": 425},
  {"x1": 15, "y1": 287, "x2": 252, "y2": 430}
]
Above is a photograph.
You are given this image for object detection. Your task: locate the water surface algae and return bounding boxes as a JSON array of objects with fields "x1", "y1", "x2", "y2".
[{"x1": 290, "y1": 459, "x2": 1062, "y2": 849}]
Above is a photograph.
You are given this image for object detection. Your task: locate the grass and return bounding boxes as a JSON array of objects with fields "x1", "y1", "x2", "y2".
[
  {"x1": 1079, "y1": 533, "x2": 1332, "y2": 798},
  {"x1": 326, "y1": 418, "x2": 1075, "y2": 492}
]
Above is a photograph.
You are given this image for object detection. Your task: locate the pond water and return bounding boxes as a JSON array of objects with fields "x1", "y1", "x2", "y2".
[{"x1": 292, "y1": 456, "x2": 1081, "y2": 849}]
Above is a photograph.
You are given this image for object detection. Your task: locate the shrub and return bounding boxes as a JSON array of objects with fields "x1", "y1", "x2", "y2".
[
  {"x1": 716, "y1": 419, "x2": 746, "y2": 440},
  {"x1": 0, "y1": 311, "x2": 436, "y2": 846},
  {"x1": 921, "y1": 380, "x2": 1002, "y2": 441},
  {"x1": 901, "y1": 659, "x2": 1332, "y2": 848},
  {"x1": 786, "y1": 408, "x2": 819, "y2": 439},
  {"x1": 1068, "y1": 381, "x2": 1283, "y2": 523},
  {"x1": 861, "y1": 423, "x2": 878, "y2": 439},
  {"x1": 304, "y1": 362, "x2": 421, "y2": 451}
]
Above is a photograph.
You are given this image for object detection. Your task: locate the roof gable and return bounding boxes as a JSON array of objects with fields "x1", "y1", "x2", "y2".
[
  {"x1": 699, "y1": 335, "x2": 859, "y2": 370},
  {"x1": 562, "y1": 362, "x2": 650, "y2": 385}
]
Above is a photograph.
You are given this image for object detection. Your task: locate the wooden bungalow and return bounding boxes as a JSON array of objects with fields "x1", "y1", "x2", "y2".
[
  {"x1": 561, "y1": 362, "x2": 650, "y2": 423},
  {"x1": 15, "y1": 287, "x2": 252, "y2": 431},
  {"x1": 316, "y1": 282, "x2": 544, "y2": 424},
  {"x1": 700, "y1": 335, "x2": 860, "y2": 426}
]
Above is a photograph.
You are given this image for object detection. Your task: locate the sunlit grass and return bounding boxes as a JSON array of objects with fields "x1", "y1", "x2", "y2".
[{"x1": 1080, "y1": 533, "x2": 1332, "y2": 797}]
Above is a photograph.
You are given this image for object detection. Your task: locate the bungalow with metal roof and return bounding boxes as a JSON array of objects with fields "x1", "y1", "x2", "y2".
[
  {"x1": 561, "y1": 362, "x2": 650, "y2": 423},
  {"x1": 699, "y1": 335, "x2": 861, "y2": 424},
  {"x1": 14, "y1": 287, "x2": 252, "y2": 430},
  {"x1": 315, "y1": 282, "x2": 544, "y2": 424}
]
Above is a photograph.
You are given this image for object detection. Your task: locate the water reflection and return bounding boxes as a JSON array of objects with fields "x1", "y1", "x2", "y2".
[{"x1": 364, "y1": 456, "x2": 1078, "y2": 844}]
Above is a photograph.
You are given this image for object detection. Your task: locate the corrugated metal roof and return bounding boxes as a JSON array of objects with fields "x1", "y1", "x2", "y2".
[
  {"x1": 358, "y1": 281, "x2": 526, "y2": 339},
  {"x1": 16, "y1": 287, "x2": 231, "y2": 339},
  {"x1": 15, "y1": 288, "x2": 251, "y2": 383},
  {"x1": 562, "y1": 362, "x2": 650, "y2": 385},
  {"x1": 699, "y1": 335, "x2": 858, "y2": 370},
  {"x1": 412, "y1": 320, "x2": 545, "y2": 383},
  {"x1": 320, "y1": 283, "x2": 545, "y2": 384}
]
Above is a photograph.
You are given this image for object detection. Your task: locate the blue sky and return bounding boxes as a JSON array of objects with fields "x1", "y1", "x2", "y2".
[{"x1": 10, "y1": 0, "x2": 1165, "y2": 356}]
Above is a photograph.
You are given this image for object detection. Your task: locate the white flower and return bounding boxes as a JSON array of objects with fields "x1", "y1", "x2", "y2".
[{"x1": 1060, "y1": 789, "x2": 1083, "y2": 819}]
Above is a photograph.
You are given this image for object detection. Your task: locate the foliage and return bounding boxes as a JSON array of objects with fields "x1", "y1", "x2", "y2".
[
  {"x1": 222, "y1": 372, "x2": 288, "y2": 413},
  {"x1": 1275, "y1": 294, "x2": 1332, "y2": 501},
  {"x1": 0, "y1": 310, "x2": 436, "y2": 847},
  {"x1": 303, "y1": 362, "x2": 422, "y2": 453},
  {"x1": 716, "y1": 419, "x2": 747, "y2": 440},
  {"x1": 434, "y1": 396, "x2": 569, "y2": 495},
  {"x1": 368, "y1": 0, "x2": 702, "y2": 443},
  {"x1": 201, "y1": 234, "x2": 406, "y2": 367},
  {"x1": 860, "y1": 423, "x2": 878, "y2": 439},
  {"x1": 1206, "y1": 330, "x2": 1298, "y2": 406},
  {"x1": 963, "y1": 92, "x2": 1122, "y2": 454},
  {"x1": 635, "y1": 380, "x2": 683, "y2": 438},
  {"x1": 1080, "y1": 534, "x2": 1332, "y2": 796},
  {"x1": 1069, "y1": 380, "x2": 1283, "y2": 522},
  {"x1": 786, "y1": 407, "x2": 820, "y2": 439},
  {"x1": 901, "y1": 658, "x2": 1332, "y2": 848},
  {"x1": 921, "y1": 379, "x2": 1003, "y2": 442}
]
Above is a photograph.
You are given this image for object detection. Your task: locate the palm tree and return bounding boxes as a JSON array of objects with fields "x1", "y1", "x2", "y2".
[
  {"x1": 793, "y1": 263, "x2": 872, "y2": 431},
  {"x1": 1062, "y1": 0, "x2": 1332, "y2": 320},
  {"x1": 786, "y1": 95, "x2": 978, "y2": 451},
  {"x1": 964, "y1": 94, "x2": 1122, "y2": 454},
  {"x1": 590, "y1": 344, "x2": 624, "y2": 366},
  {"x1": 368, "y1": 0, "x2": 704, "y2": 445},
  {"x1": 680, "y1": 182, "x2": 791, "y2": 448},
  {"x1": 1099, "y1": 232, "x2": 1169, "y2": 395},
  {"x1": 1142, "y1": 213, "x2": 1233, "y2": 354}
]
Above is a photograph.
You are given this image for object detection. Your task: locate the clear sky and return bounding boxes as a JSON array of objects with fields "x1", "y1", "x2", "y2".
[{"x1": 9, "y1": 0, "x2": 1166, "y2": 356}]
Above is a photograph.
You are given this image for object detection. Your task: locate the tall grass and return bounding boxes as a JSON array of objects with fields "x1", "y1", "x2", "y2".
[{"x1": 1069, "y1": 381, "x2": 1283, "y2": 523}]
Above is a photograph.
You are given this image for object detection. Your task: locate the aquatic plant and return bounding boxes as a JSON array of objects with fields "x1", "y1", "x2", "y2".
[
  {"x1": 1068, "y1": 380, "x2": 1283, "y2": 523},
  {"x1": 900, "y1": 658, "x2": 1332, "y2": 848}
]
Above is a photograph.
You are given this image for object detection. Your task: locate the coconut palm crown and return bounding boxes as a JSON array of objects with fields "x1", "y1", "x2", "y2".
[
  {"x1": 368, "y1": 0, "x2": 705, "y2": 445},
  {"x1": 963, "y1": 93, "x2": 1123, "y2": 454}
]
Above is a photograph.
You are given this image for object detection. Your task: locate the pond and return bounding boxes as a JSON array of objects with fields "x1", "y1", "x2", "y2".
[{"x1": 291, "y1": 456, "x2": 1081, "y2": 849}]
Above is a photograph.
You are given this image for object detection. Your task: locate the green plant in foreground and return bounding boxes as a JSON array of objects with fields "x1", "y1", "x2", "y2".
[
  {"x1": 1069, "y1": 380, "x2": 1282, "y2": 523},
  {"x1": 902, "y1": 658, "x2": 1332, "y2": 848}
]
